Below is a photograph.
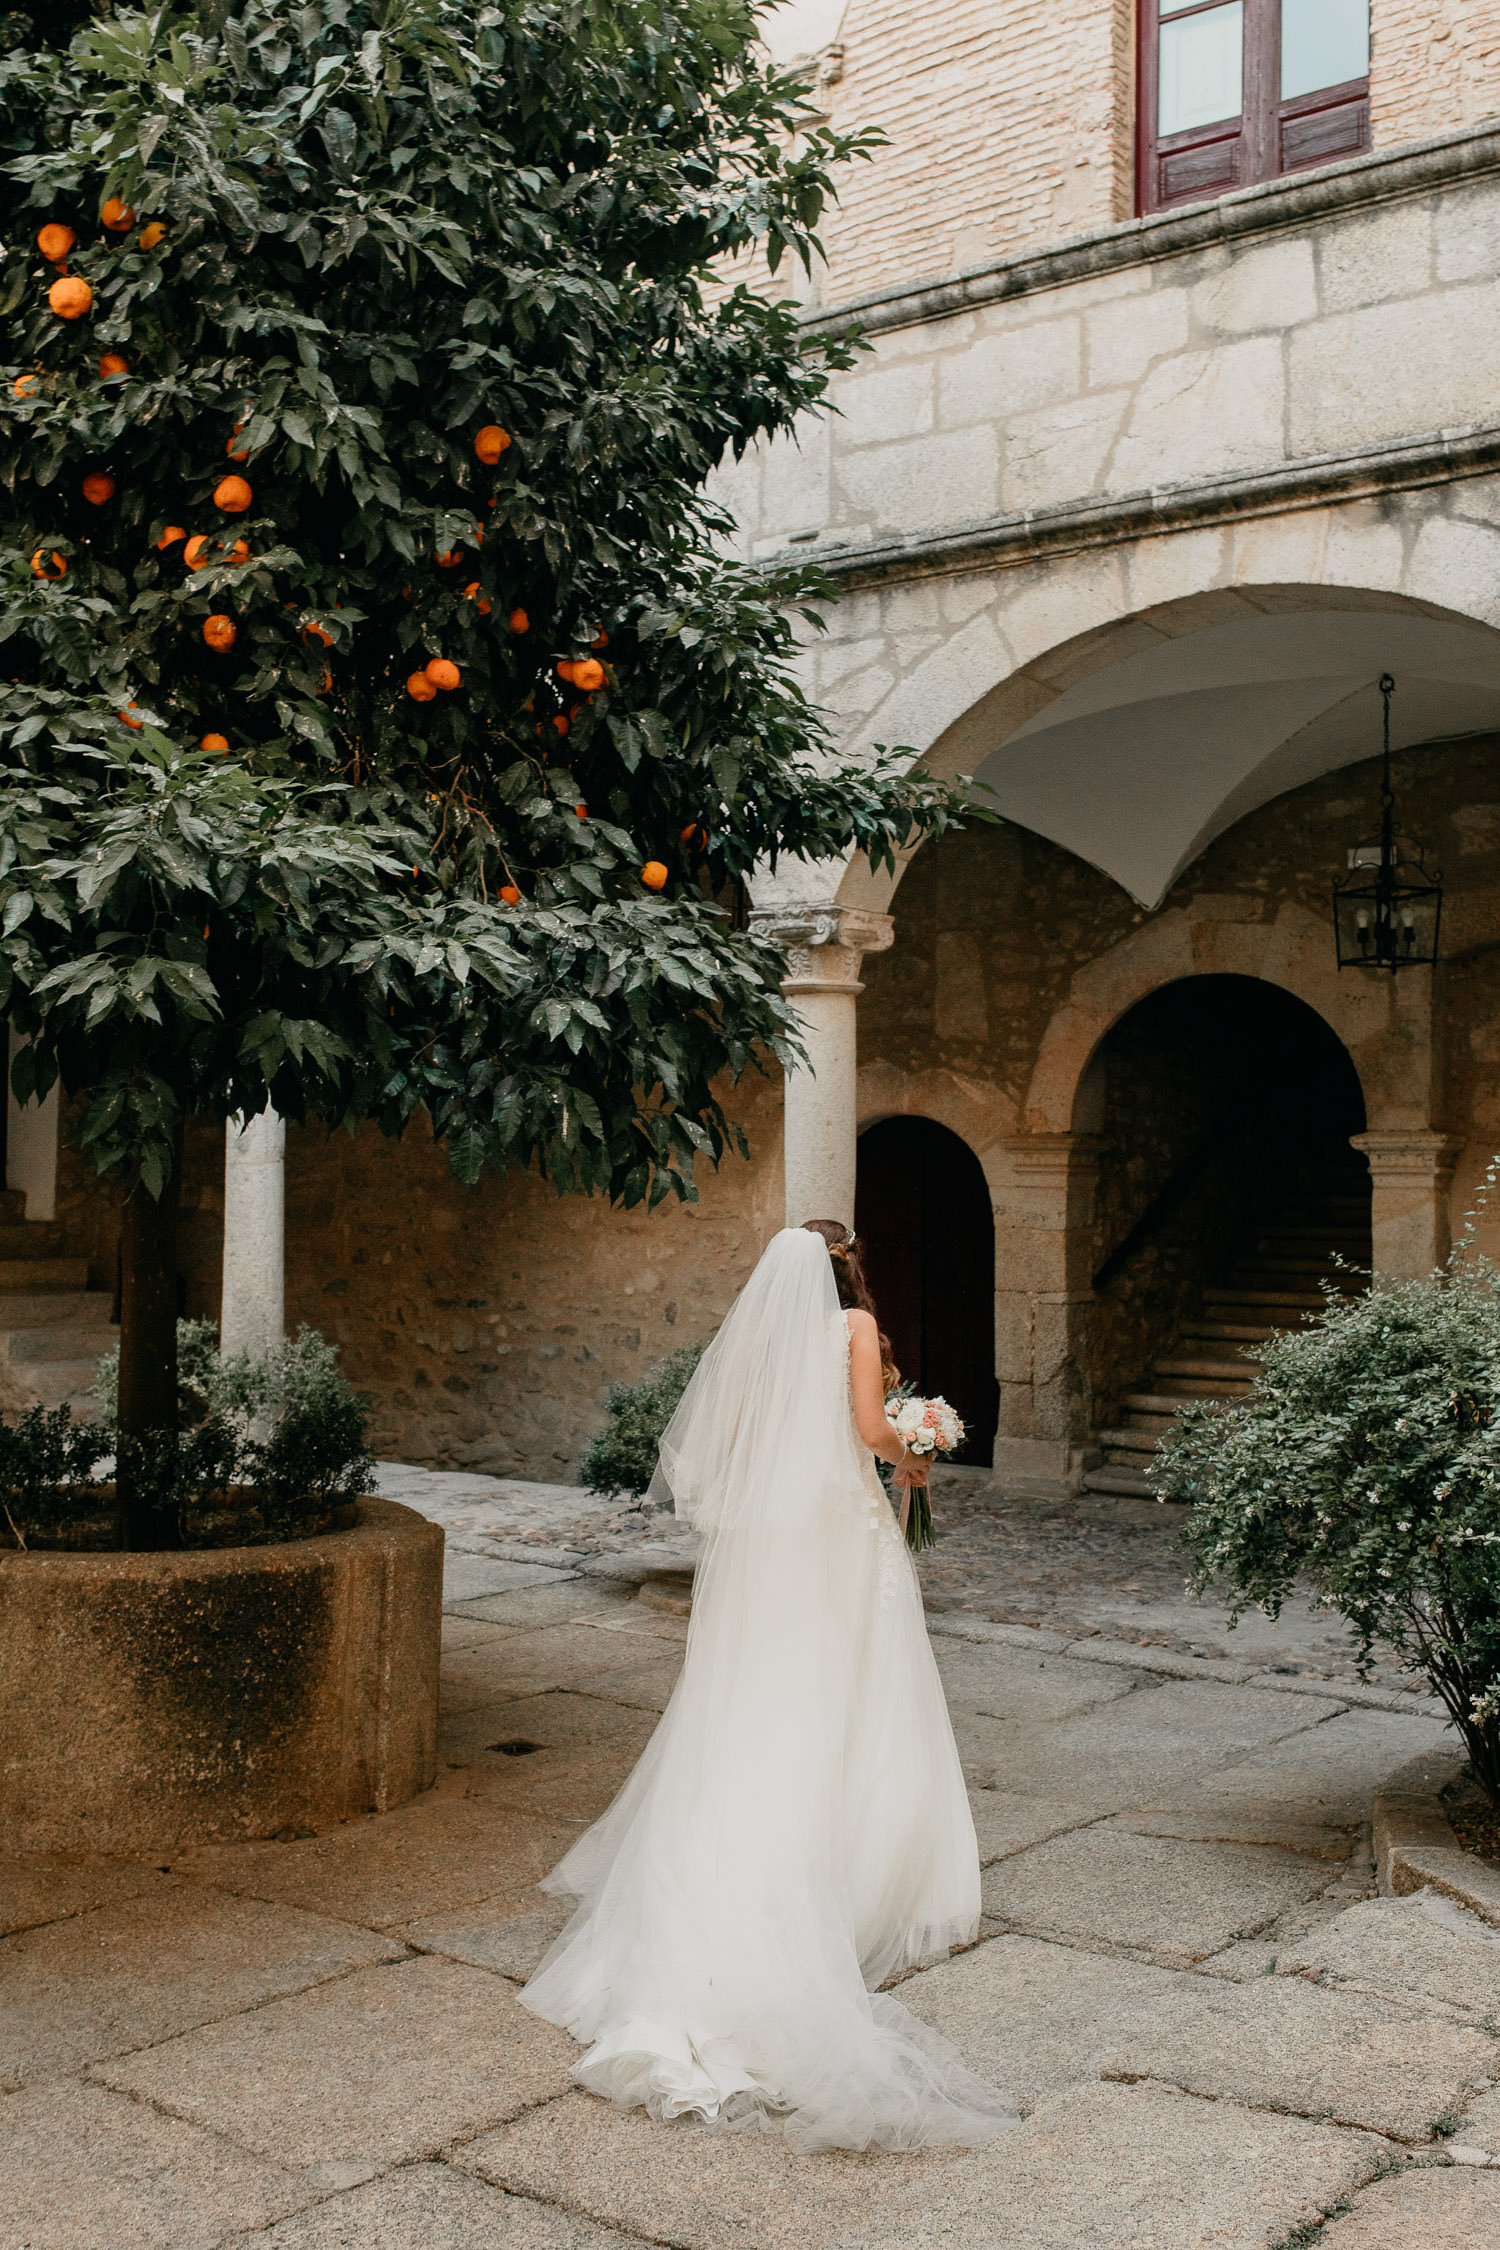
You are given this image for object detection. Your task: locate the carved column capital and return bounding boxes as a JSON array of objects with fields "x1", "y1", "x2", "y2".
[
  {"x1": 1349, "y1": 1130, "x2": 1463, "y2": 1182},
  {"x1": 750, "y1": 907, "x2": 895, "y2": 996}
]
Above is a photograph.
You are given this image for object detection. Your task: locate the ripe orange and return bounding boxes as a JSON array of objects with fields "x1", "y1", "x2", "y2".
[
  {"x1": 499, "y1": 884, "x2": 521, "y2": 906},
  {"x1": 100, "y1": 196, "x2": 135, "y2": 231},
  {"x1": 435, "y1": 548, "x2": 463, "y2": 569},
  {"x1": 680, "y1": 823, "x2": 707, "y2": 849},
  {"x1": 406, "y1": 671, "x2": 438, "y2": 702},
  {"x1": 213, "y1": 474, "x2": 252, "y2": 514},
  {"x1": 37, "y1": 223, "x2": 74, "y2": 263},
  {"x1": 138, "y1": 221, "x2": 166, "y2": 251},
  {"x1": 641, "y1": 862, "x2": 669, "y2": 891},
  {"x1": 30, "y1": 549, "x2": 66, "y2": 580},
  {"x1": 184, "y1": 534, "x2": 247, "y2": 569},
  {"x1": 509, "y1": 607, "x2": 529, "y2": 634},
  {"x1": 552, "y1": 714, "x2": 569, "y2": 736},
  {"x1": 226, "y1": 423, "x2": 249, "y2": 461},
  {"x1": 202, "y1": 614, "x2": 237, "y2": 652},
  {"x1": 98, "y1": 352, "x2": 129, "y2": 378},
  {"x1": 12, "y1": 374, "x2": 38, "y2": 399},
  {"x1": 556, "y1": 659, "x2": 576, "y2": 685},
  {"x1": 156, "y1": 524, "x2": 187, "y2": 551},
  {"x1": 462, "y1": 581, "x2": 491, "y2": 615},
  {"x1": 474, "y1": 424, "x2": 511, "y2": 463},
  {"x1": 575, "y1": 803, "x2": 588, "y2": 820},
  {"x1": 591, "y1": 630, "x2": 609, "y2": 649},
  {"x1": 302, "y1": 620, "x2": 333, "y2": 647},
  {"x1": 119, "y1": 704, "x2": 145, "y2": 729},
  {"x1": 81, "y1": 472, "x2": 114, "y2": 506},
  {"x1": 48, "y1": 275, "x2": 92, "y2": 319},
  {"x1": 571, "y1": 657, "x2": 606, "y2": 692},
  {"x1": 201, "y1": 733, "x2": 229, "y2": 752},
  {"x1": 425, "y1": 657, "x2": 460, "y2": 691}
]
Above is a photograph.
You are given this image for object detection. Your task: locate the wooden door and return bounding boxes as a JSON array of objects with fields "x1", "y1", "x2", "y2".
[{"x1": 854, "y1": 1117, "x2": 997, "y2": 1468}]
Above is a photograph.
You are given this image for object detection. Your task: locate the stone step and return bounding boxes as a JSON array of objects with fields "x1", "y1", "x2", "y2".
[
  {"x1": 1081, "y1": 1466, "x2": 1158, "y2": 1498},
  {"x1": 0, "y1": 1360, "x2": 104, "y2": 1415},
  {"x1": 1121, "y1": 1387, "x2": 1247, "y2": 1415},
  {"x1": 1096, "y1": 1428, "x2": 1162, "y2": 1457},
  {"x1": 1181, "y1": 1320, "x2": 1279, "y2": 1342},
  {"x1": 1205, "y1": 1296, "x2": 1322, "y2": 1314},
  {"x1": 1152, "y1": 1356, "x2": 1260, "y2": 1382},
  {"x1": 0, "y1": 1289, "x2": 113, "y2": 1329},
  {"x1": 0, "y1": 1258, "x2": 90, "y2": 1293},
  {"x1": 0, "y1": 1222, "x2": 65, "y2": 1259},
  {"x1": 1119, "y1": 1411, "x2": 1178, "y2": 1436},
  {"x1": 1225, "y1": 1259, "x2": 1350, "y2": 1282},
  {"x1": 2, "y1": 1323, "x2": 112, "y2": 1366}
]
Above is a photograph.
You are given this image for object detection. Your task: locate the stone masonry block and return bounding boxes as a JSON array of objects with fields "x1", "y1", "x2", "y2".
[
  {"x1": 1191, "y1": 236, "x2": 1319, "y2": 335},
  {"x1": 1107, "y1": 337, "x2": 1285, "y2": 494},
  {"x1": 935, "y1": 316, "x2": 1083, "y2": 428},
  {"x1": 1084, "y1": 284, "x2": 1190, "y2": 387},
  {"x1": 834, "y1": 425, "x2": 1000, "y2": 539}
]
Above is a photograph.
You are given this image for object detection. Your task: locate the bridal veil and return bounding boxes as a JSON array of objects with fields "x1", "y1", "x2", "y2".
[{"x1": 520, "y1": 1226, "x2": 1015, "y2": 2152}]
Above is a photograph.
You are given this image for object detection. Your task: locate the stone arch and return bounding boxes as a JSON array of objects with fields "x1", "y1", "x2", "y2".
[{"x1": 825, "y1": 557, "x2": 1500, "y2": 921}]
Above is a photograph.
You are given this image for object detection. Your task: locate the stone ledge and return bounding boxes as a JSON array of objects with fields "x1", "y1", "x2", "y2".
[
  {"x1": 805, "y1": 118, "x2": 1500, "y2": 342},
  {"x1": 790, "y1": 421, "x2": 1500, "y2": 589},
  {"x1": 1374, "y1": 1745, "x2": 1500, "y2": 1926}
]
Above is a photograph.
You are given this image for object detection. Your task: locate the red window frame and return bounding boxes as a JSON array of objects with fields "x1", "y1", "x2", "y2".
[{"x1": 1136, "y1": 0, "x2": 1370, "y2": 216}]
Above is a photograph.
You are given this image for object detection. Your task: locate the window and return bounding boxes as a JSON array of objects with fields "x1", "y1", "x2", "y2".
[{"x1": 1137, "y1": 0, "x2": 1370, "y2": 214}]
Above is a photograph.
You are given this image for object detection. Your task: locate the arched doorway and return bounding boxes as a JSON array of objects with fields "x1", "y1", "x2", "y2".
[
  {"x1": 854, "y1": 1117, "x2": 997, "y2": 1467},
  {"x1": 1084, "y1": 975, "x2": 1369, "y2": 1487}
]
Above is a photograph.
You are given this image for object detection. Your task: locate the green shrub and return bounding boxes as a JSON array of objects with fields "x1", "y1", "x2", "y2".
[
  {"x1": 2, "y1": 1323, "x2": 375, "y2": 1550},
  {"x1": 579, "y1": 1344, "x2": 706, "y2": 1500},
  {"x1": 1154, "y1": 1254, "x2": 1500, "y2": 1802}
]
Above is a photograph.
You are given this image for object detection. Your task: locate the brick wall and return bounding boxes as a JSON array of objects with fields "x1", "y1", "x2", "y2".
[{"x1": 774, "y1": 0, "x2": 1500, "y2": 307}]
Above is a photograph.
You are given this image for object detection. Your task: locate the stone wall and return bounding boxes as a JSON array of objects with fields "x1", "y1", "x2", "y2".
[
  {"x1": 279, "y1": 1072, "x2": 783, "y2": 1477},
  {"x1": 719, "y1": 142, "x2": 1500, "y2": 569},
  {"x1": 776, "y1": 0, "x2": 1500, "y2": 307}
]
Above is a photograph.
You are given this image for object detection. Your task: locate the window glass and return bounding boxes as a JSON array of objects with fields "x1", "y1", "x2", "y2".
[
  {"x1": 1159, "y1": 2, "x2": 1244, "y2": 135},
  {"x1": 1280, "y1": 0, "x2": 1369, "y2": 99}
]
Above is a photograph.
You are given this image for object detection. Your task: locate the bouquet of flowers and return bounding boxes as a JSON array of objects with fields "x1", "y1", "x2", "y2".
[{"x1": 885, "y1": 1394, "x2": 965, "y2": 1552}]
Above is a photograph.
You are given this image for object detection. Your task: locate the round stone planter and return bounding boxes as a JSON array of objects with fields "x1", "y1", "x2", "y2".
[{"x1": 0, "y1": 1497, "x2": 443, "y2": 1854}]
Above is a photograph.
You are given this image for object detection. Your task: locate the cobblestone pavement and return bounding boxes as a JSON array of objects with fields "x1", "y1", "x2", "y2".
[{"x1": 6, "y1": 1467, "x2": 1497, "y2": 2250}]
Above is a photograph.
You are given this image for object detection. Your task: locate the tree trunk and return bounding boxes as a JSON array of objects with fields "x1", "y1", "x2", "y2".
[{"x1": 117, "y1": 1131, "x2": 183, "y2": 1551}]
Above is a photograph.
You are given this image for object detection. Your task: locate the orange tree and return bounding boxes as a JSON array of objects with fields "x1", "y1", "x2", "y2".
[{"x1": 0, "y1": 0, "x2": 977, "y2": 1542}]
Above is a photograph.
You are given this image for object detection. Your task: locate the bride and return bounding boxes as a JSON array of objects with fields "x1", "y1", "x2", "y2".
[{"x1": 519, "y1": 1220, "x2": 1014, "y2": 2152}]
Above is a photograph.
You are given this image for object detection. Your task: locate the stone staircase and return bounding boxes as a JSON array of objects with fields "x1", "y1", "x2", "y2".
[
  {"x1": 1083, "y1": 1161, "x2": 1371, "y2": 1500},
  {"x1": 0, "y1": 1189, "x2": 114, "y2": 1417}
]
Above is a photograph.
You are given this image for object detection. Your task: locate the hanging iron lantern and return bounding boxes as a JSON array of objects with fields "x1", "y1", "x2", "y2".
[{"x1": 1332, "y1": 674, "x2": 1443, "y2": 973}]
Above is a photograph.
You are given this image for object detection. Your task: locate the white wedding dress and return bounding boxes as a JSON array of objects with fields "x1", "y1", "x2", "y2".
[{"x1": 520, "y1": 1228, "x2": 1014, "y2": 2152}]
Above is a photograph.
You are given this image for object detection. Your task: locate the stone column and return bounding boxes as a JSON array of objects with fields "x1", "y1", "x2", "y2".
[
  {"x1": 995, "y1": 1133, "x2": 1107, "y2": 1485},
  {"x1": 1349, "y1": 1130, "x2": 1463, "y2": 1280},
  {"x1": 221, "y1": 1106, "x2": 286, "y2": 1360},
  {"x1": 752, "y1": 908, "x2": 894, "y2": 1229}
]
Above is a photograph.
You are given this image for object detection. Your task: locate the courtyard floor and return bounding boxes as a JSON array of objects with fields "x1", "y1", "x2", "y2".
[{"x1": 5, "y1": 1469, "x2": 1500, "y2": 2249}]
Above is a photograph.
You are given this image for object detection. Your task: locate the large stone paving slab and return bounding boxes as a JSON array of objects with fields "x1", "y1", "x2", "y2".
[
  {"x1": 0, "y1": 1850, "x2": 168, "y2": 1940},
  {"x1": 95, "y1": 1956, "x2": 577, "y2": 2174},
  {"x1": 1097, "y1": 1972, "x2": 1495, "y2": 2141},
  {"x1": 965, "y1": 1677, "x2": 1345, "y2": 1801},
  {"x1": 399, "y1": 1892, "x2": 575, "y2": 1982},
  {"x1": 1278, "y1": 1894, "x2": 1500, "y2": 2017},
  {"x1": 458, "y1": 2088, "x2": 938, "y2": 2250},
  {"x1": 898, "y1": 1931, "x2": 1204, "y2": 2105},
  {"x1": 236, "y1": 2161, "x2": 649, "y2": 2248},
  {"x1": 967, "y1": 1790, "x2": 1101, "y2": 1866},
  {"x1": 173, "y1": 1794, "x2": 579, "y2": 1929},
  {"x1": 0, "y1": 1881, "x2": 401, "y2": 2086},
  {"x1": 439, "y1": 1689, "x2": 658, "y2": 1765},
  {"x1": 445, "y1": 1743, "x2": 635, "y2": 1829},
  {"x1": 1140, "y1": 1707, "x2": 1449, "y2": 1833},
  {"x1": 931, "y1": 1642, "x2": 1142, "y2": 1722},
  {"x1": 983, "y1": 1819, "x2": 1330, "y2": 1964},
  {"x1": 0, "y1": 2076, "x2": 310, "y2": 2250},
  {"x1": 441, "y1": 1625, "x2": 671, "y2": 1706},
  {"x1": 1316, "y1": 2165, "x2": 1500, "y2": 2248},
  {"x1": 445, "y1": 1553, "x2": 580, "y2": 1604},
  {"x1": 816, "y1": 2080, "x2": 1381, "y2": 2250}
]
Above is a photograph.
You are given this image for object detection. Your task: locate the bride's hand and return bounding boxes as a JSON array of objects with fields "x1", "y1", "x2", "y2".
[{"x1": 893, "y1": 1456, "x2": 930, "y2": 1488}]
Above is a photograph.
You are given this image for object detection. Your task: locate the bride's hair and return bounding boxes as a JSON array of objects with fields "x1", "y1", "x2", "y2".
[{"x1": 801, "y1": 1219, "x2": 901, "y2": 1394}]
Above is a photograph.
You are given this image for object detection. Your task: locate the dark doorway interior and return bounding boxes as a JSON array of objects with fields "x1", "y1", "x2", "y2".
[{"x1": 855, "y1": 1116, "x2": 998, "y2": 1467}]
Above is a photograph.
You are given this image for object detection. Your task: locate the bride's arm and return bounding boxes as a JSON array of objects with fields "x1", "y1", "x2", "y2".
[{"x1": 846, "y1": 1311, "x2": 929, "y2": 1484}]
